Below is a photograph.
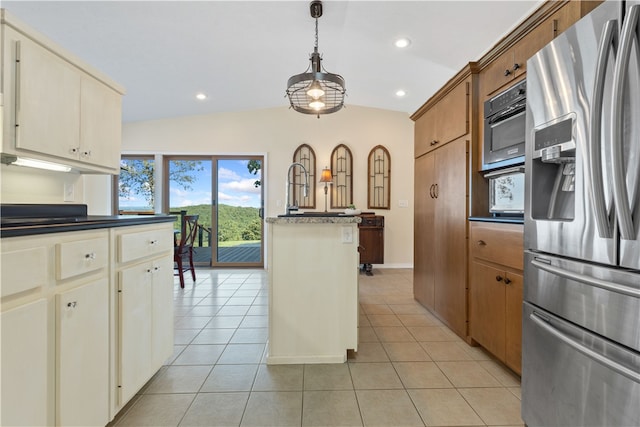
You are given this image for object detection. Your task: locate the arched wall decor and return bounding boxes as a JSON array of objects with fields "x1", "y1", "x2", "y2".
[
  {"x1": 368, "y1": 145, "x2": 391, "y2": 209},
  {"x1": 330, "y1": 143, "x2": 353, "y2": 208},
  {"x1": 291, "y1": 144, "x2": 316, "y2": 209}
]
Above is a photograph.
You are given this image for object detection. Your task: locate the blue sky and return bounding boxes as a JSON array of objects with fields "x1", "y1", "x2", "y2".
[
  {"x1": 119, "y1": 158, "x2": 262, "y2": 209},
  {"x1": 170, "y1": 159, "x2": 262, "y2": 209}
]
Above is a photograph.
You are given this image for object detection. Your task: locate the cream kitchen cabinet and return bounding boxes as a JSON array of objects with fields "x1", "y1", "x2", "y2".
[
  {"x1": 56, "y1": 278, "x2": 109, "y2": 427},
  {"x1": 114, "y1": 223, "x2": 174, "y2": 408},
  {"x1": 0, "y1": 229, "x2": 110, "y2": 426},
  {"x1": 1, "y1": 10, "x2": 124, "y2": 174},
  {"x1": 0, "y1": 299, "x2": 48, "y2": 427}
]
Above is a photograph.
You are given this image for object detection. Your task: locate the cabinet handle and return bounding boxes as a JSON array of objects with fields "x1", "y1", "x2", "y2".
[
  {"x1": 85, "y1": 252, "x2": 96, "y2": 260},
  {"x1": 430, "y1": 140, "x2": 439, "y2": 146},
  {"x1": 496, "y1": 275, "x2": 503, "y2": 282},
  {"x1": 513, "y1": 63, "x2": 520, "y2": 71},
  {"x1": 504, "y1": 69, "x2": 511, "y2": 76},
  {"x1": 82, "y1": 150, "x2": 92, "y2": 157},
  {"x1": 434, "y1": 184, "x2": 439, "y2": 199},
  {"x1": 70, "y1": 147, "x2": 79, "y2": 154},
  {"x1": 149, "y1": 239, "x2": 158, "y2": 245},
  {"x1": 504, "y1": 277, "x2": 512, "y2": 284},
  {"x1": 67, "y1": 301, "x2": 77, "y2": 309},
  {"x1": 154, "y1": 266, "x2": 160, "y2": 272},
  {"x1": 477, "y1": 240, "x2": 486, "y2": 246},
  {"x1": 429, "y1": 184, "x2": 434, "y2": 198}
]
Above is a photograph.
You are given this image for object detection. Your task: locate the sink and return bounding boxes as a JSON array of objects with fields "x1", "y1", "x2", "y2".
[{"x1": 277, "y1": 212, "x2": 350, "y2": 218}]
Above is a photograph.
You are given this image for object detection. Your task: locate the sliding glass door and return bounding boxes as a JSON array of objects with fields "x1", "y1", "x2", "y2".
[{"x1": 162, "y1": 155, "x2": 264, "y2": 268}]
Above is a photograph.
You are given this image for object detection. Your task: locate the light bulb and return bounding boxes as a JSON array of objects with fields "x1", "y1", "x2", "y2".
[
  {"x1": 309, "y1": 99, "x2": 325, "y2": 110},
  {"x1": 306, "y1": 81, "x2": 325, "y2": 99}
]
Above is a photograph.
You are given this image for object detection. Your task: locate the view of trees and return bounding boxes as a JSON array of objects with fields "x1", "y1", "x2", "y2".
[{"x1": 176, "y1": 204, "x2": 261, "y2": 244}]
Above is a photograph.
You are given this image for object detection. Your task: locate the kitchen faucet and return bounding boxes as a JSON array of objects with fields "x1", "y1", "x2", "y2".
[{"x1": 285, "y1": 162, "x2": 309, "y2": 215}]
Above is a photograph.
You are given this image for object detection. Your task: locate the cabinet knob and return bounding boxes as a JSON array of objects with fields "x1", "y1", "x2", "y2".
[
  {"x1": 430, "y1": 140, "x2": 439, "y2": 146},
  {"x1": 70, "y1": 147, "x2": 79, "y2": 154},
  {"x1": 496, "y1": 275, "x2": 503, "y2": 282},
  {"x1": 477, "y1": 240, "x2": 486, "y2": 246},
  {"x1": 82, "y1": 150, "x2": 92, "y2": 157},
  {"x1": 504, "y1": 277, "x2": 512, "y2": 284},
  {"x1": 85, "y1": 252, "x2": 96, "y2": 260},
  {"x1": 67, "y1": 301, "x2": 77, "y2": 309},
  {"x1": 504, "y1": 69, "x2": 511, "y2": 76},
  {"x1": 513, "y1": 63, "x2": 520, "y2": 70},
  {"x1": 149, "y1": 239, "x2": 158, "y2": 245}
]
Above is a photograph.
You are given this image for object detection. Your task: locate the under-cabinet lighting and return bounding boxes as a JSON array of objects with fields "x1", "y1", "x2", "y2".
[{"x1": 1, "y1": 154, "x2": 72, "y2": 172}]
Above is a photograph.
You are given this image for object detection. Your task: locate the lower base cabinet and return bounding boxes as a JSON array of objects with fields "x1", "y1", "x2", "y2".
[
  {"x1": 0, "y1": 299, "x2": 48, "y2": 427},
  {"x1": 469, "y1": 221, "x2": 524, "y2": 374},
  {"x1": 57, "y1": 278, "x2": 109, "y2": 427}
]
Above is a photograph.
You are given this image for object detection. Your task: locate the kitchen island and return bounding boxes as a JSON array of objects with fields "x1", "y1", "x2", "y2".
[{"x1": 266, "y1": 215, "x2": 360, "y2": 364}]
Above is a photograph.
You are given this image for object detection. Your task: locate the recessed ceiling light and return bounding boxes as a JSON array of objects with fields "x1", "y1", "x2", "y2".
[
  {"x1": 394, "y1": 38, "x2": 411, "y2": 48},
  {"x1": 195, "y1": 93, "x2": 207, "y2": 100},
  {"x1": 396, "y1": 90, "x2": 407, "y2": 97}
]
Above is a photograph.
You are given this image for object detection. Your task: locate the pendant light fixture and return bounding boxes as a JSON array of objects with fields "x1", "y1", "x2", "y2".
[{"x1": 286, "y1": 1, "x2": 346, "y2": 118}]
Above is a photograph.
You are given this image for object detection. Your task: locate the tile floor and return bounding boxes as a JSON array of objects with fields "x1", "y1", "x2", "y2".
[{"x1": 109, "y1": 268, "x2": 523, "y2": 427}]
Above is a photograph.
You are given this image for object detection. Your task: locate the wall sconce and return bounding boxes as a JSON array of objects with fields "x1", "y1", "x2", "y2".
[{"x1": 319, "y1": 166, "x2": 333, "y2": 212}]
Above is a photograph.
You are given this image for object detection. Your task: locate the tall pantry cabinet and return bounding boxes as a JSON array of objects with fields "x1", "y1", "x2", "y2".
[{"x1": 412, "y1": 64, "x2": 482, "y2": 339}]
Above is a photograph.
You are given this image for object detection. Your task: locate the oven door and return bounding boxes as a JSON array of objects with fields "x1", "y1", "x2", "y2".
[
  {"x1": 522, "y1": 302, "x2": 640, "y2": 427},
  {"x1": 483, "y1": 102, "x2": 526, "y2": 169}
]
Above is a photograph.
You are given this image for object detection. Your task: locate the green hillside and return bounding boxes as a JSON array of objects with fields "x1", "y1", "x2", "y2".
[{"x1": 171, "y1": 204, "x2": 260, "y2": 243}]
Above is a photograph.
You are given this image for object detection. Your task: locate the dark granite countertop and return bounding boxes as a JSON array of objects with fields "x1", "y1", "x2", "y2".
[
  {"x1": 0, "y1": 204, "x2": 176, "y2": 238},
  {"x1": 468, "y1": 216, "x2": 524, "y2": 225}
]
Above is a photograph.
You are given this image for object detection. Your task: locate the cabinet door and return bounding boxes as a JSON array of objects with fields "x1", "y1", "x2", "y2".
[
  {"x1": 480, "y1": 50, "x2": 516, "y2": 97},
  {"x1": 359, "y1": 228, "x2": 383, "y2": 264},
  {"x1": 119, "y1": 262, "x2": 153, "y2": 405},
  {"x1": 470, "y1": 262, "x2": 506, "y2": 360},
  {"x1": 434, "y1": 138, "x2": 468, "y2": 337},
  {"x1": 414, "y1": 152, "x2": 436, "y2": 309},
  {"x1": 150, "y1": 256, "x2": 174, "y2": 370},
  {"x1": 80, "y1": 75, "x2": 122, "y2": 171},
  {"x1": 435, "y1": 82, "x2": 469, "y2": 146},
  {"x1": 57, "y1": 278, "x2": 109, "y2": 427},
  {"x1": 15, "y1": 37, "x2": 81, "y2": 160},
  {"x1": 1, "y1": 299, "x2": 48, "y2": 427},
  {"x1": 414, "y1": 107, "x2": 438, "y2": 158},
  {"x1": 505, "y1": 271, "x2": 523, "y2": 374}
]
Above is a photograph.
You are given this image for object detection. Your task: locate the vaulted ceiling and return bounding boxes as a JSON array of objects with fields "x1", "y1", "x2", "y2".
[{"x1": 3, "y1": 1, "x2": 541, "y2": 122}]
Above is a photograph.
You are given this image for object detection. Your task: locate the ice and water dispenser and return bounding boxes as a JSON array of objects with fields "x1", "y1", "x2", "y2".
[{"x1": 529, "y1": 114, "x2": 576, "y2": 220}]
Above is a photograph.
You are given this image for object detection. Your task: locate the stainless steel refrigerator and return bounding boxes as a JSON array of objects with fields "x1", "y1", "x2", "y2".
[{"x1": 523, "y1": 1, "x2": 640, "y2": 426}]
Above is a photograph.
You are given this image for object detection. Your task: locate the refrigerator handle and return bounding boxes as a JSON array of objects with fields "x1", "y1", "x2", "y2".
[
  {"x1": 530, "y1": 312, "x2": 640, "y2": 384},
  {"x1": 531, "y1": 258, "x2": 640, "y2": 298},
  {"x1": 611, "y1": 4, "x2": 640, "y2": 240},
  {"x1": 590, "y1": 19, "x2": 618, "y2": 239}
]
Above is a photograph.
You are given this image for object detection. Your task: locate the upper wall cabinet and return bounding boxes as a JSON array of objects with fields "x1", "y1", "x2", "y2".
[
  {"x1": 414, "y1": 81, "x2": 469, "y2": 158},
  {"x1": 479, "y1": 0, "x2": 602, "y2": 98},
  {"x1": 1, "y1": 10, "x2": 125, "y2": 174}
]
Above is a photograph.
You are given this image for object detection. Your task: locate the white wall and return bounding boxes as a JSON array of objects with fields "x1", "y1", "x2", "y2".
[
  {"x1": 122, "y1": 105, "x2": 415, "y2": 268},
  {"x1": 0, "y1": 164, "x2": 84, "y2": 205}
]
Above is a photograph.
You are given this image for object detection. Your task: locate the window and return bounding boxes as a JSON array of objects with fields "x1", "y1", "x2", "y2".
[{"x1": 115, "y1": 156, "x2": 155, "y2": 214}]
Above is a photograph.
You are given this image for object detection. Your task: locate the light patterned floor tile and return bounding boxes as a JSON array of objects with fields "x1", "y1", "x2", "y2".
[
  {"x1": 356, "y1": 389, "x2": 424, "y2": 427},
  {"x1": 459, "y1": 387, "x2": 524, "y2": 425},
  {"x1": 348, "y1": 362, "x2": 403, "y2": 389},
  {"x1": 114, "y1": 393, "x2": 195, "y2": 427},
  {"x1": 304, "y1": 364, "x2": 354, "y2": 390},
  {"x1": 240, "y1": 391, "x2": 302, "y2": 426},
  {"x1": 409, "y1": 388, "x2": 484, "y2": 426},
  {"x1": 302, "y1": 390, "x2": 363, "y2": 426},
  {"x1": 394, "y1": 361, "x2": 454, "y2": 389},
  {"x1": 437, "y1": 361, "x2": 502, "y2": 388},
  {"x1": 179, "y1": 392, "x2": 249, "y2": 427},
  {"x1": 382, "y1": 342, "x2": 431, "y2": 361}
]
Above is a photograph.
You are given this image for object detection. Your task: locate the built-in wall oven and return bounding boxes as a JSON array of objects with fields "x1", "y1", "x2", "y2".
[{"x1": 482, "y1": 79, "x2": 526, "y2": 171}]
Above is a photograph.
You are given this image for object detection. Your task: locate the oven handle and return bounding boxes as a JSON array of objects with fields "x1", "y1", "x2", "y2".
[
  {"x1": 589, "y1": 18, "x2": 617, "y2": 239},
  {"x1": 530, "y1": 311, "x2": 640, "y2": 384},
  {"x1": 531, "y1": 258, "x2": 640, "y2": 298},
  {"x1": 487, "y1": 101, "x2": 526, "y2": 124}
]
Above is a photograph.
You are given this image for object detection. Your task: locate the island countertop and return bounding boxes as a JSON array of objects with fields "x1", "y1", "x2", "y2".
[{"x1": 266, "y1": 215, "x2": 361, "y2": 224}]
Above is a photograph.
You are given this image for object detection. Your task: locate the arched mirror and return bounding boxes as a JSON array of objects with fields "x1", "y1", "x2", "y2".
[
  {"x1": 291, "y1": 144, "x2": 316, "y2": 208},
  {"x1": 330, "y1": 143, "x2": 353, "y2": 208},
  {"x1": 368, "y1": 145, "x2": 391, "y2": 209}
]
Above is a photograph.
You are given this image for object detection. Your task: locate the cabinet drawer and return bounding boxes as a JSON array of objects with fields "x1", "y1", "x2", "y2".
[
  {"x1": 118, "y1": 228, "x2": 173, "y2": 263},
  {"x1": 359, "y1": 216, "x2": 384, "y2": 228},
  {"x1": 56, "y1": 237, "x2": 108, "y2": 280},
  {"x1": 1, "y1": 246, "x2": 47, "y2": 297},
  {"x1": 470, "y1": 222, "x2": 524, "y2": 269}
]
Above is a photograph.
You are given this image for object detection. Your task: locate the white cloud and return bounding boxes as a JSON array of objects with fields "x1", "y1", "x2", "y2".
[{"x1": 218, "y1": 167, "x2": 241, "y2": 181}]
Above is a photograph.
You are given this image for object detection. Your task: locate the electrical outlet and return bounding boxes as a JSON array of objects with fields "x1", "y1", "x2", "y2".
[
  {"x1": 341, "y1": 226, "x2": 353, "y2": 243},
  {"x1": 63, "y1": 183, "x2": 75, "y2": 202},
  {"x1": 398, "y1": 199, "x2": 409, "y2": 208}
]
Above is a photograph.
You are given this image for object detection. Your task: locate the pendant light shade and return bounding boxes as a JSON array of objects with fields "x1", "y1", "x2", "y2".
[{"x1": 286, "y1": 1, "x2": 346, "y2": 118}]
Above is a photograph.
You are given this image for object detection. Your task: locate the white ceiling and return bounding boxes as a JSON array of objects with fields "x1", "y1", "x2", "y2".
[{"x1": 3, "y1": 1, "x2": 542, "y2": 123}]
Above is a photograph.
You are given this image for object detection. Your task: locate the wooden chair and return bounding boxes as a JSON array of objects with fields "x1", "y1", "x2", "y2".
[{"x1": 174, "y1": 215, "x2": 199, "y2": 288}]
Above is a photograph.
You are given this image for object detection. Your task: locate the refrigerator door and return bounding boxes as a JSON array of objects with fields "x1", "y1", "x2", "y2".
[
  {"x1": 525, "y1": 1, "x2": 621, "y2": 265},
  {"x1": 522, "y1": 302, "x2": 640, "y2": 427},
  {"x1": 615, "y1": 1, "x2": 640, "y2": 270},
  {"x1": 524, "y1": 250, "x2": 640, "y2": 353}
]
